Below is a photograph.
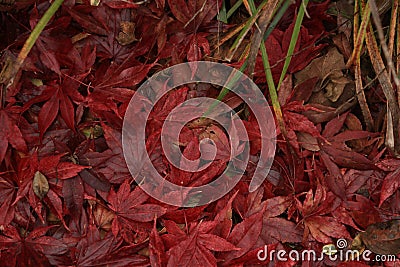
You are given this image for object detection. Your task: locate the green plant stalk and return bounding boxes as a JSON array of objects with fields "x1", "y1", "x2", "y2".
[
  {"x1": 264, "y1": 0, "x2": 292, "y2": 40},
  {"x1": 205, "y1": 0, "x2": 284, "y2": 116},
  {"x1": 247, "y1": 0, "x2": 257, "y2": 12},
  {"x1": 260, "y1": 40, "x2": 287, "y2": 137},
  {"x1": 0, "y1": 0, "x2": 64, "y2": 108},
  {"x1": 16, "y1": 0, "x2": 64, "y2": 68},
  {"x1": 202, "y1": 61, "x2": 248, "y2": 117},
  {"x1": 217, "y1": 0, "x2": 228, "y2": 23},
  {"x1": 227, "y1": 0, "x2": 244, "y2": 19},
  {"x1": 209, "y1": 0, "x2": 287, "y2": 137},
  {"x1": 247, "y1": 0, "x2": 287, "y2": 135},
  {"x1": 276, "y1": 0, "x2": 309, "y2": 91}
]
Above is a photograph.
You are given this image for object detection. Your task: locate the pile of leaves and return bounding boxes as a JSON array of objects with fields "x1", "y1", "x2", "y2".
[{"x1": 0, "y1": 0, "x2": 399, "y2": 266}]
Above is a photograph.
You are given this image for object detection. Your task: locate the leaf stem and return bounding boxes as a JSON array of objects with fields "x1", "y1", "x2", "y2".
[{"x1": 0, "y1": 0, "x2": 64, "y2": 108}]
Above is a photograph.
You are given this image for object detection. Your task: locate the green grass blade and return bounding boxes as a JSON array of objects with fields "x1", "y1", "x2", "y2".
[
  {"x1": 227, "y1": 0, "x2": 244, "y2": 19},
  {"x1": 276, "y1": 0, "x2": 309, "y2": 91},
  {"x1": 217, "y1": 0, "x2": 228, "y2": 23},
  {"x1": 264, "y1": 0, "x2": 292, "y2": 40}
]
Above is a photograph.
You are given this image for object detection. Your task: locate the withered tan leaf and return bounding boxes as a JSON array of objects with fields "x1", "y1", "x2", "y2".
[
  {"x1": 33, "y1": 171, "x2": 49, "y2": 199},
  {"x1": 116, "y1": 21, "x2": 138, "y2": 46},
  {"x1": 295, "y1": 47, "x2": 351, "y2": 102}
]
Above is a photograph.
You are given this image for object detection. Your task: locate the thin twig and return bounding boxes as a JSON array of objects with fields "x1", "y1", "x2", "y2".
[
  {"x1": 397, "y1": 8, "x2": 400, "y2": 75},
  {"x1": 352, "y1": 0, "x2": 373, "y2": 130},
  {"x1": 387, "y1": 0, "x2": 398, "y2": 57},
  {"x1": 184, "y1": 0, "x2": 207, "y2": 28},
  {"x1": 346, "y1": 0, "x2": 370, "y2": 68},
  {"x1": 369, "y1": 0, "x2": 400, "y2": 88},
  {"x1": 225, "y1": 0, "x2": 270, "y2": 61},
  {"x1": 355, "y1": 62, "x2": 374, "y2": 130},
  {"x1": 366, "y1": 22, "x2": 400, "y2": 155}
]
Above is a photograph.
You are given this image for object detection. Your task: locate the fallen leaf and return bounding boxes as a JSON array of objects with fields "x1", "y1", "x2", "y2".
[
  {"x1": 116, "y1": 21, "x2": 138, "y2": 45},
  {"x1": 295, "y1": 47, "x2": 346, "y2": 84},
  {"x1": 0, "y1": 109, "x2": 28, "y2": 163},
  {"x1": 360, "y1": 220, "x2": 400, "y2": 255},
  {"x1": 164, "y1": 220, "x2": 238, "y2": 267},
  {"x1": 305, "y1": 215, "x2": 350, "y2": 243},
  {"x1": 32, "y1": 171, "x2": 49, "y2": 199},
  {"x1": 149, "y1": 221, "x2": 166, "y2": 267},
  {"x1": 379, "y1": 168, "x2": 400, "y2": 207},
  {"x1": 295, "y1": 47, "x2": 351, "y2": 103},
  {"x1": 261, "y1": 217, "x2": 303, "y2": 244},
  {"x1": 108, "y1": 180, "x2": 167, "y2": 243}
]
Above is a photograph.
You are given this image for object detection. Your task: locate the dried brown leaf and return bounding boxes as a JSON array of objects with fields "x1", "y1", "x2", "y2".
[{"x1": 32, "y1": 171, "x2": 49, "y2": 199}]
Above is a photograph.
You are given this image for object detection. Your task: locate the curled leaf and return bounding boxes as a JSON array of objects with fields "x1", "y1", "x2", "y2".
[{"x1": 116, "y1": 21, "x2": 138, "y2": 45}]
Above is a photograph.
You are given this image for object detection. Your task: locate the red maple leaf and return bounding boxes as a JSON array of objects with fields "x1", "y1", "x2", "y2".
[
  {"x1": 107, "y1": 180, "x2": 167, "y2": 243},
  {"x1": 22, "y1": 80, "x2": 85, "y2": 138},
  {"x1": 87, "y1": 61, "x2": 154, "y2": 121},
  {"x1": 13, "y1": 152, "x2": 88, "y2": 226},
  {"x1": 219, "y1": 202, "x2": 266, "y2": 264},
  {"x1": 0, "y1": 106, "x2": 28, "y2": 163},
  {"x1": 83, "y1": 122, "x2": 131, "y2": 184},
  {"x1": 0, "y1": 173, "x2": 17, "y2": 228},
  {"x1": 296, "y1": 183, "x2": 351, "y2": 243},
  {"x1": 70, "y1": 225, "x2": 149, "y2": 266},
  {"x1": 0, "y1": 225, "x2": 68, "y2": 266},
  {"x1": 157, "y1": 0, "x2": 220, "y2": 62},
  {"x1": 318, "y1": 112, "x2": 379, "y2": 199},
  {"x1": 149, "y1": 220, "x2": 167, "y2": 266},
  {"x1": 162, "y1": 220, "x2": 238, "y2": 266},
  {"x1": 379, "y1": 166, "x2": 400, "y2": 207}
]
